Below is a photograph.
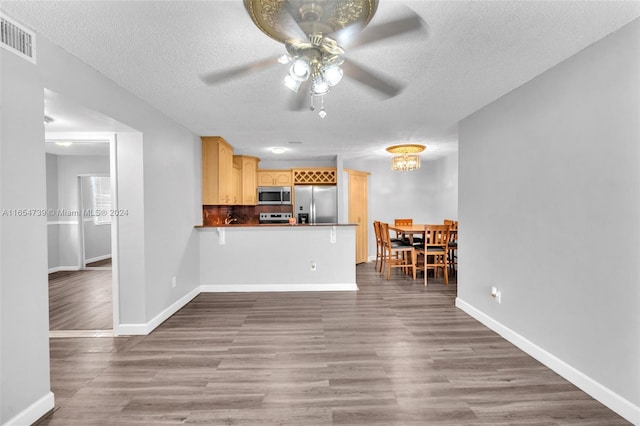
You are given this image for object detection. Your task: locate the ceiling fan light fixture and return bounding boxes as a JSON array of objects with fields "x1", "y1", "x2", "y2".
[
  {"x1": 311, "y1": 76, "x2": 329, "y2": 95},
  {"x1": 290, "y1": 59, "x2": 310, "y2": 81},
  {"x1": 283, "y1": 74, "x2": 302, "y2": 92},
  {"x1": 321, "y1": 64, "x2": 343, "y2": 86},
  {"x1": 277, "y1": 54, "x2": 291, "y2": 64}
]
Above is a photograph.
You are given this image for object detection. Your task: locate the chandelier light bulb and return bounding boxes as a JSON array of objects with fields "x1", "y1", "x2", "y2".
[
  {"x1": 290, "y1": 59, "x2": 310, "y2": 81},
  {"x1": 322, "y1": 64, "x2": 343, "y2": 86}
]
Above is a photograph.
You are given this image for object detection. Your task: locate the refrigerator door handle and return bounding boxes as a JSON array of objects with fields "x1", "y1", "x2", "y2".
[{"x1": 310, "y1": 199, "x2": 315, "y2": 224}]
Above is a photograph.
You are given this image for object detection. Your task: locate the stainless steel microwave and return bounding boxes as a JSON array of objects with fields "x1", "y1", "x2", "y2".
[{"x1": 257, "y1": 186, "x2": 292, "y2": 205}]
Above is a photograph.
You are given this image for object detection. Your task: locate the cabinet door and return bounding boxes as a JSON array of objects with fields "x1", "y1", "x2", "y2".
[
  {"x1": 275, "y1": 171, "x2": 292, "y2": 186},
  {"x1": 242, "y1": 157, "x2": 258, "y2": 205},
  {"x1": 348, "y1": 170, "x2": 369, "y2": 264},
  {"x1": 233, "y1": 166, "x2": 241, "y2": 205},
  {"x1": 218, "y1": 142, "x2": 234, "y2": 204},
  {"x1": 257, "y1": 171, "x2": 275, "y2": 186}
]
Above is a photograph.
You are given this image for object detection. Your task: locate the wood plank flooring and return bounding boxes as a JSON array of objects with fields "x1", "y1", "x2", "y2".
[
  {"x1": 49, "y1": 269, "x2": 112, "y2": 330},
  {"x1": 39, "y1": 265, "x2": 629, "y2": 425}
]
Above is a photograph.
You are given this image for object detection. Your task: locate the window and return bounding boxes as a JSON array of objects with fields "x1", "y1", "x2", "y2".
[{"x1": 91, "y1": 176, "x2": 111, "y2": 225}]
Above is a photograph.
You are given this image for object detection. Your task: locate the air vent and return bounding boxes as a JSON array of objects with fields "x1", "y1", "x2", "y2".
[{"x1": 1, "y1": 13, "x2": 36, "y2": 63}]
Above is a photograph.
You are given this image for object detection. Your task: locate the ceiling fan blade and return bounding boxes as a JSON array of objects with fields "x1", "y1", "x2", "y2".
[
  {"x1": 287, "y1": 79, "x2": 311, "y2": 111},
  {"x1": 279, "y1": 1, "x2": 310, "y2": 42},
  {"x1": 200, "y1": 56, "x2": 280, "y2": 86},
  {"x1": 342, "y1": 59, "x2": 405, "y2": 99},
  {"x1": 341, "y1": 10, "x2": 426, "y2": 49}
]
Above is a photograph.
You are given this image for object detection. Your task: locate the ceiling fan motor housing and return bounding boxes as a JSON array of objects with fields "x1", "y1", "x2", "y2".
[{"x1": 244, "y1": 0, "x2": 379, "y2": 44}]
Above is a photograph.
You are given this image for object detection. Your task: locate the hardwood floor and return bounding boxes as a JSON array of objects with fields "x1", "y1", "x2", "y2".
[
  {"x1": 49, "y1": 269, "x2": 112, "y2": 330},
  {"x1": 39, "y1": 265, "x2": 629, "y2": 425}
]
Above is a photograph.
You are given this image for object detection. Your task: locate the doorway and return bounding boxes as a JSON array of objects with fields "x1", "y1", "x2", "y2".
[{"x1": 45, "y1": 136, "x2": 116, "y2": 334}]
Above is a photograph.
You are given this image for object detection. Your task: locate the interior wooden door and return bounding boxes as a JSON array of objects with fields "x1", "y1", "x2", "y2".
[{"x1": 348, "y1": 170, "x2": 369, "y2": 264}]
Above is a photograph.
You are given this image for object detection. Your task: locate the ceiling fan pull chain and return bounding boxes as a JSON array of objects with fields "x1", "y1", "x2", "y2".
[
  {"x1": 319, "y1": 95, "x2": 327, "y2": 118},
  {"x1": 309, "y1": 93, "x2": 315, "y2": 111}
]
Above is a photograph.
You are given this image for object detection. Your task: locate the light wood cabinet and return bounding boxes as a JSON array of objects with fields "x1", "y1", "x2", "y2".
[
  {"x1": 257, "y1": 169, "x2": 292, "y2": 186},
  {"x1": 347, "y1": 169, "x2": 369, "y2": 264},
  {"x1": 202, "y1": 136, "x2": 234, "y2": 205},
  {"x1": 233, "y1": 155, "x2": 260, "y2": 205},
  {"x1": 232, "y1": 164, "x2": 241, "y2": 205},
  {"x1": 293, "y1": 168, "x2": 337, "y2": 185}
]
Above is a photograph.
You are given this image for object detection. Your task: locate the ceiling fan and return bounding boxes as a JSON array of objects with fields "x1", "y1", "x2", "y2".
[{"x1": 200, "y1": 0, "x2": 426, "y2": 117}]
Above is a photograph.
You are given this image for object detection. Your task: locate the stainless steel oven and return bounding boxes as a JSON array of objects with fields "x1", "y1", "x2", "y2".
[
  {"x1": 259, "y1": 213, "x2": 292, "y2": 224},
  {"x1": 257, "y1": 186, "x2": 291, "y2": 205}
]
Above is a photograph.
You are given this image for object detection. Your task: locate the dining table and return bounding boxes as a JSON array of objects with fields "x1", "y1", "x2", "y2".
[
  {"x1": 388, "y1": 224, "x2": 427, "y2": 244},
  {"x1": 389, "y1": 223, "x2": 458, "y2": 272},
  {"x1": 389, "y1": 224, "x2": 457, "y2": 244}
]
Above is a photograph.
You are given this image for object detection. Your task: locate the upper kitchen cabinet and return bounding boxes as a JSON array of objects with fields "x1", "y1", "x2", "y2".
[
  {"x1": 202, "y1": 136, "x2": 234, "y2": 205},
  {"x1": 257, "y1": 169, "x2": 293, "y2": 186},
  {"x1": 233, "y1": 155, "x2": 260, "y2": 205}
]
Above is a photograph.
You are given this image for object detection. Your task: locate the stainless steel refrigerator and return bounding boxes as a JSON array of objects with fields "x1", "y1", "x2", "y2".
[{"x1": 294, "y1": 185, "x2": 338, "y2": 224}]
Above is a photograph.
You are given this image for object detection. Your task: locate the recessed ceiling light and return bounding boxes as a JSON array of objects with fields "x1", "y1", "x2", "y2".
[
  {"x1": 271, "y1": 147, "x2": 286, "y2": 154},
  {"x1": 55, "y1": 141, "x2": 72, "y2": 147}
]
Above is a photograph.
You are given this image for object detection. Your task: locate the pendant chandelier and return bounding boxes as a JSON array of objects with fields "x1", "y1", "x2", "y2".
[{"x1": 386, "y1": 144, "x2": 425, "y2": 171}]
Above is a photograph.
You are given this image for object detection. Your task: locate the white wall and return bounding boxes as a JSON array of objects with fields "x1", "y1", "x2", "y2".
[
  {"x1": 1, "y1": 48, "x2": 53, "y2": 424},
  {"x1": 458, "y1": 19, "x2": 639, "y2": 423},
  {"x1": 1, "y1": 25, "x2": 201, "y2": 424},
  {"x1": 345, "y1": 153, "x2": 459, "y2": 259}
]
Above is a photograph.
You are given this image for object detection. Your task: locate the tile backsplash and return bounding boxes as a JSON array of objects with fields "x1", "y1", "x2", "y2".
[{"x1": 203, "y1": 205, "x2": 292, "y2": 226}]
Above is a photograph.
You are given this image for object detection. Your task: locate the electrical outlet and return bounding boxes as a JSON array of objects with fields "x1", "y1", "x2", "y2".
[
  {"x1": 310, "y1": 261, "x2": 317, "y2": 271},
  {"x1": 171, "y1": 276, "x2": 177, "y2": 288}
]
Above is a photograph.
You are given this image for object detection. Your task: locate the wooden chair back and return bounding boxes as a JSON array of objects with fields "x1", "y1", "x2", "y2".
[
  {"x1": 444, "y1": 219, "x2": 458, "y2": 230},
  {"x1": 394, "y1": 218, "x2": 413, "y2": 226},
  {"x1": 380, "y1": 222, "x2": 416, "y2": 280},
  {"x1": 425, "y1": 224, "x2": 450, "y2": 248},
  {"x1": 417, "y1": 224, "x2": 450, "y2": 286},
  {"x1": 373, "y1": 221, "x2": 382, "y2": 244}
]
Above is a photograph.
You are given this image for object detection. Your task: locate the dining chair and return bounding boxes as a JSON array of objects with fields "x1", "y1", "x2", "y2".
[
  {"x1": 373, "y1": 221, "x2": 385, "y2": 273},
  {"x1": 381, "y1": 222, "x2": 416, "y2": 281},
  {"x1": 394, "y1": 218, "x2": 422, "y2": 245},
  {"x1": 415, "y1": 224, "x2": 449, "y2": 286},
  {"x1": 393, "y1": 218, "x2": 412, "y2": 242},
  {"x1": 444, "y1": 220, "x2": 458, "y2": 274}
]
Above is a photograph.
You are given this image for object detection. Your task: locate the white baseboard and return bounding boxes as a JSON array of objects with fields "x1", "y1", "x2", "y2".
[
  {"x1": 200, "y1": 283, "x2": 359, "y2": 292},
  {"x1": 4, "y1": 391, "x2": 55, "y2": 426},
  {"x1": 455, "y1": 297, "x2": 640, "y2": 425},
  {"x1": 85, "y1": 254, "x2": 112, "y2": 264},
  {"x1": 48, "y1": 266, "x2": 80, "y2": 273},
  {"x1": 114, "y1": 287, "x2": 200, "y2": 336}
]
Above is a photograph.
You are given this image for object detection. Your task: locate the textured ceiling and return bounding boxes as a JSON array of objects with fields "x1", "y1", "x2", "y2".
[{"x1": 3, "y1": 1, "x2": 639, "y2": 161}]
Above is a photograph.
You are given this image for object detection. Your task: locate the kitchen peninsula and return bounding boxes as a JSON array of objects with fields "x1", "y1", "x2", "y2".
[
  {"x1": 198, "y1": 136, "x2": 357, "y2": 291},
  {"x1": 197, "y1": 223, "x2": 357, "y2": 292}
]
